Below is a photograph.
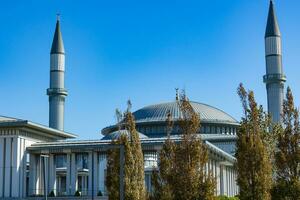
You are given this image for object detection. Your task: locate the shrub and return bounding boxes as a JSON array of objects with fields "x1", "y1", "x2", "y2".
[
  {"x1": 216, "y1": 196, "x2": 239, "y2": 200},
  {"x1": 48, "y1": 190, "x2": 55, "y2": 197},
  {"x1": 74, "y1": 190, "x2": 81, "y2": 196},
  {"x1": 97, "y1": 190, "x2": 103, "y2": 196}
]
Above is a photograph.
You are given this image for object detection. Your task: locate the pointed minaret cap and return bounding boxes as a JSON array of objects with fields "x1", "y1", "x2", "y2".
[
  {"x1": 265, "y1": 0, "x2": 281, "y2": 38},
  {"x1": 51, "y1": 15, "x2": 65, "y2": 54}
]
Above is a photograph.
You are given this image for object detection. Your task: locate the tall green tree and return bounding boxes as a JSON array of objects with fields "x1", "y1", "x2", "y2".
[
  {"x1": 272, "y1": 87, "x2": 300, "y2": 200},
  {"x1": 151, "y1": 111, "x2": 175, "y2": 200},
  {"x1": 106, "y1": 102, "x2": 146, "y2": 200},
  {"x1": 151, "y1": 93, "x2": 215, "y2": 200},
  {"x1": 236, "y1": 84, "x2": 273, "y2": 200}
]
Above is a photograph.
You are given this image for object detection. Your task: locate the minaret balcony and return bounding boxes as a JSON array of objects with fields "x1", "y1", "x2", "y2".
[
  {"x1": 263, "y1": 73, "x2": 286, "y2": 83},
  {"x1": 47, "y1": 88, "x2": 68, "y2": 96}
]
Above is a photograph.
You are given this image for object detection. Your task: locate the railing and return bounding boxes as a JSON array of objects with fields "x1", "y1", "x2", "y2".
[
  {"x1": 263, "y1": 73, "x2": 286, "y2": 83},
  {"x1": 47, "y1": 88, "x2": 68, "y2": 96}
]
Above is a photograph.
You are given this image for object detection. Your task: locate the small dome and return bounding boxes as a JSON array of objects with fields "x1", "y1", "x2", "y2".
[
  {"x1": 101, "y1": 129, "x2": 148, "y2": 140},
  {"x1": 133, "y1": 101, "x2": 237, "y2": 124}
]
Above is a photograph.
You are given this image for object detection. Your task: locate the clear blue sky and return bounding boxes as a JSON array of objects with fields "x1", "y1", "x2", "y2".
[{"x1": 0, "y1": 0, "x2": 300, "y2": 139}]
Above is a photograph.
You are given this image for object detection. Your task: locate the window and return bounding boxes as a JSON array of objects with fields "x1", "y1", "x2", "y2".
[
  {"x1": 76, "y1": 153, "x2": 88, "y2": 169},
  {"x1": 144, "y1": 152, "x2": 157, "y2": 169},
  {"x1": 206, "y1": 126, "x2": 211, "y2": 134},
  {"x1": 211, "y1": 126, "x2": 215, "y2": 134},
  {"x1": 56, "y1": 176, "x2": 66, "y2": 196},
  {"x1": 146, "y1": 127, "x2": 150, "y2": 134},
  {"x1": 145, "y1": 172, "x2": 153, "y2": 193},
  {"x1": 201, "y1": 126, "x2": 205, "y2": 133},
  {"x1": 55, "y1": 154, "x2": 67, "y2": 168}
]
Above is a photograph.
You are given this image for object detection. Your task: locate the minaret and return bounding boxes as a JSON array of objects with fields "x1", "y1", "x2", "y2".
[
  {"x1": 47, "y1": 16, "x2": 68, "y2": 130},
  {"x1": 263, "y1": 0, "x2": 286, "y2": 123}
]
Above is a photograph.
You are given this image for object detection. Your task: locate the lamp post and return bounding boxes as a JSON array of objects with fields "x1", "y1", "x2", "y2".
[{"x1": 40, "y1": 154, "x2": 49, "y2": 200}]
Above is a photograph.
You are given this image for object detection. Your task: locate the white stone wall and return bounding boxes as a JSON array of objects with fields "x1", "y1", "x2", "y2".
[{"x1": 0, "y1": 135, "x2": 37, "y2": 198}]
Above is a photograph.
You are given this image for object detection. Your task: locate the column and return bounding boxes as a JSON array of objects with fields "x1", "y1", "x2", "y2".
[
  {"x1": 226, "y1": 167, "x2": 230, "y2": 196},
  {"x1": 36, "y1": 155, "x2": 45, "y2": 195},
  {"x1": 4, "y1": 137, "x2": 12, "y2": 197},
  {"x1": 29, "y1": 154, "x2": 37, "y2": 196},
  {"x1": 20, "y1": 139, "x2": 26, "y2": 198},
  {"x1": 219, "y1": 165, "x2": 224, "y2": 195},
  {"x1": 48, "y1": 154, "x2": 56, "y2": 195},
  {"x1": 98, "y1": 153, "x2": 107, "y2": 194},
  {"x1": 88, "y1": 152, "x2": 98, "y2": 196},
  {"x1": 93, "y1": 152, "x2": 99, "y2": 196},
  {"x1": 66, "y1": 154, "x2": 71, "y2": 195},
  {"x1": 223, "y1": 166, "x2": 227, "y2": 196},
  {"x1": 216, "y1": 162, "x2": 221, "y2": 196},
  {"x1": 233, "y1": 170, "x2": 236, "y2": 195},
  {"x1": 11, "y1": 137, "x2": 20, "y2": 197},
  {"x1": 70, "y1": 153, "x2": 77, "y2": 195},
  {"x1": 0, "y1": 138, "x2": 5, "y2": 197},
  {"x1": 88, "y1": 152, "x2": 92, "y2": 196}
]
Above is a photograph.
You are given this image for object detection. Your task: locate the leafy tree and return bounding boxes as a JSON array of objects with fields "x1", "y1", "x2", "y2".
[
  {"x1": 151, "y1": 93, "x2": 215, "y2": 200},
  {"x1": 106, "y1": 102, "x2": 146, "y2": 200},
  {"x1": 236, "y1": 84, "x2": 273, "y2": 200},
  {"x1": 272, "y1": 87, "x2": 300, "y2": 200},
  {"x1": 106, "y1": 137, "x2": 122, "y2": 200},
  {"x1": 150, "y1": 111, "x2": 175, "y2": 200}
]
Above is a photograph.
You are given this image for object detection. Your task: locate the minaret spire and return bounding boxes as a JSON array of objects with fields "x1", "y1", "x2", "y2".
[
  {"x1": 47, "y1": 16, "x2": 68, "y2": 130},
  {"x1": 265, "y1": 0, "x2": 280, "y2": 38},
  {"x1": 50, "y1": 16, "x2": 65, "y2": 54},
  {"x1": 263, "y1": 0, "x2": 286, "y2": 123}
]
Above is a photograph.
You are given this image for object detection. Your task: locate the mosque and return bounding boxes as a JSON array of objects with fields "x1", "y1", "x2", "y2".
[{"x1": 0, "y1": 1, "x2": 286, "y2": 199}]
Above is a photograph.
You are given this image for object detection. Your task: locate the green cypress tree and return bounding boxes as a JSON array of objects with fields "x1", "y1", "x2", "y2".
[
  {"x1": 236, "y1": 84, "x2": 272, "y2": 200},
  {"x1": 106, "y1": 138, "x2": 123, "y2": 200},
  {"x1": 151, "y1": 137, "x2": 175, "y2": 200},
  {"x1": 272, "y1": 87, "x2": 300, "y2": 200},
  {"x1": 106, "y1": 102, "x2": 146, "y2": 200},
  {"x1": 151, "y1": 111, "x2": 175, "y2": 200}
]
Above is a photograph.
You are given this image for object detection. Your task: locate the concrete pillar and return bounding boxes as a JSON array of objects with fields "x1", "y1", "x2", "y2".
[
  {"x1": 66, "y1": 153, "x2": 71, "y2": 195},
  {"x1": 227, "y1": 167, "x2": 230, "y2": 196},
  {"x1": 70, "y1": 153, "x2": 77, "y2": 195},
  {"x1": 229, "y1": 168, "x2": 232, "y2": 196},
  {"x1": 223, "y1": 166, "x2": 227, "y2": 196},
  {"x1": 220, "y1": 165, "x2": 224, "y2": 195},
  {"x1": 88, "y1": 152, "x2": 99, "y2": 196},
  {"x1": 20, "y1": 139, "x2": 27, "y2": 198},
  {"x1": 29, "y1": 154, "x2": 37, "y2": 196},
  {"x1": 48, "y1": 154, "x2": 56, "y2": 195},
  {"x1": 11, "y1": 137, "x2": 20, "y2": 197},
  {"x1": 4, "y1": 137, "x2": 12, "y2": 197},
  {"x1": 0, "y1": 138, "x2": 4, "y2": 197},
  {"x1": 216, "y1": 162, "x2": 221, "y2": 196},
  {"x1": 93, "y1": 152, "x2": 99, "y2": 196},
  {"x1": 36, "y1": 155, "x2": 45, "y2": 195},
  {"x1": 98, "y1": 153, "x2": 107, "y2": 194},
  {"x1": 88, "y1": 152, "x2": 93, "y2": 196}
]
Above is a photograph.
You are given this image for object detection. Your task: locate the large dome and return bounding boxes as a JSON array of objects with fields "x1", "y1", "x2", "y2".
[
  {"x1": 133, "y1": 101, "x2": 238, "y2": 124},
  {"x1": 102, "y1": 101, "x2": 239, "y2": 137}
]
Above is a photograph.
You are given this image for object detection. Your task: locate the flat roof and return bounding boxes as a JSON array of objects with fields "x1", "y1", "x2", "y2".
[{"x1": 0, "y1": 115, "x2": 77, "y2": 139}]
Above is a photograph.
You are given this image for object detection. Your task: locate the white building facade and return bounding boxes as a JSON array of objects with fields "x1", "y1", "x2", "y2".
[
  {"x1": 0, "y1": 101, "x2": 240, "y2": 199},
  {"x1": 0, "y1": 1, "x2": 286, "y2": 199}
]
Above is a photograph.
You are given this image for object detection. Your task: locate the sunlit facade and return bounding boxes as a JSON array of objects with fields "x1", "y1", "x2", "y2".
[{"x1": 0, "y1": 1, "x2": 285, "y2": 199}]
